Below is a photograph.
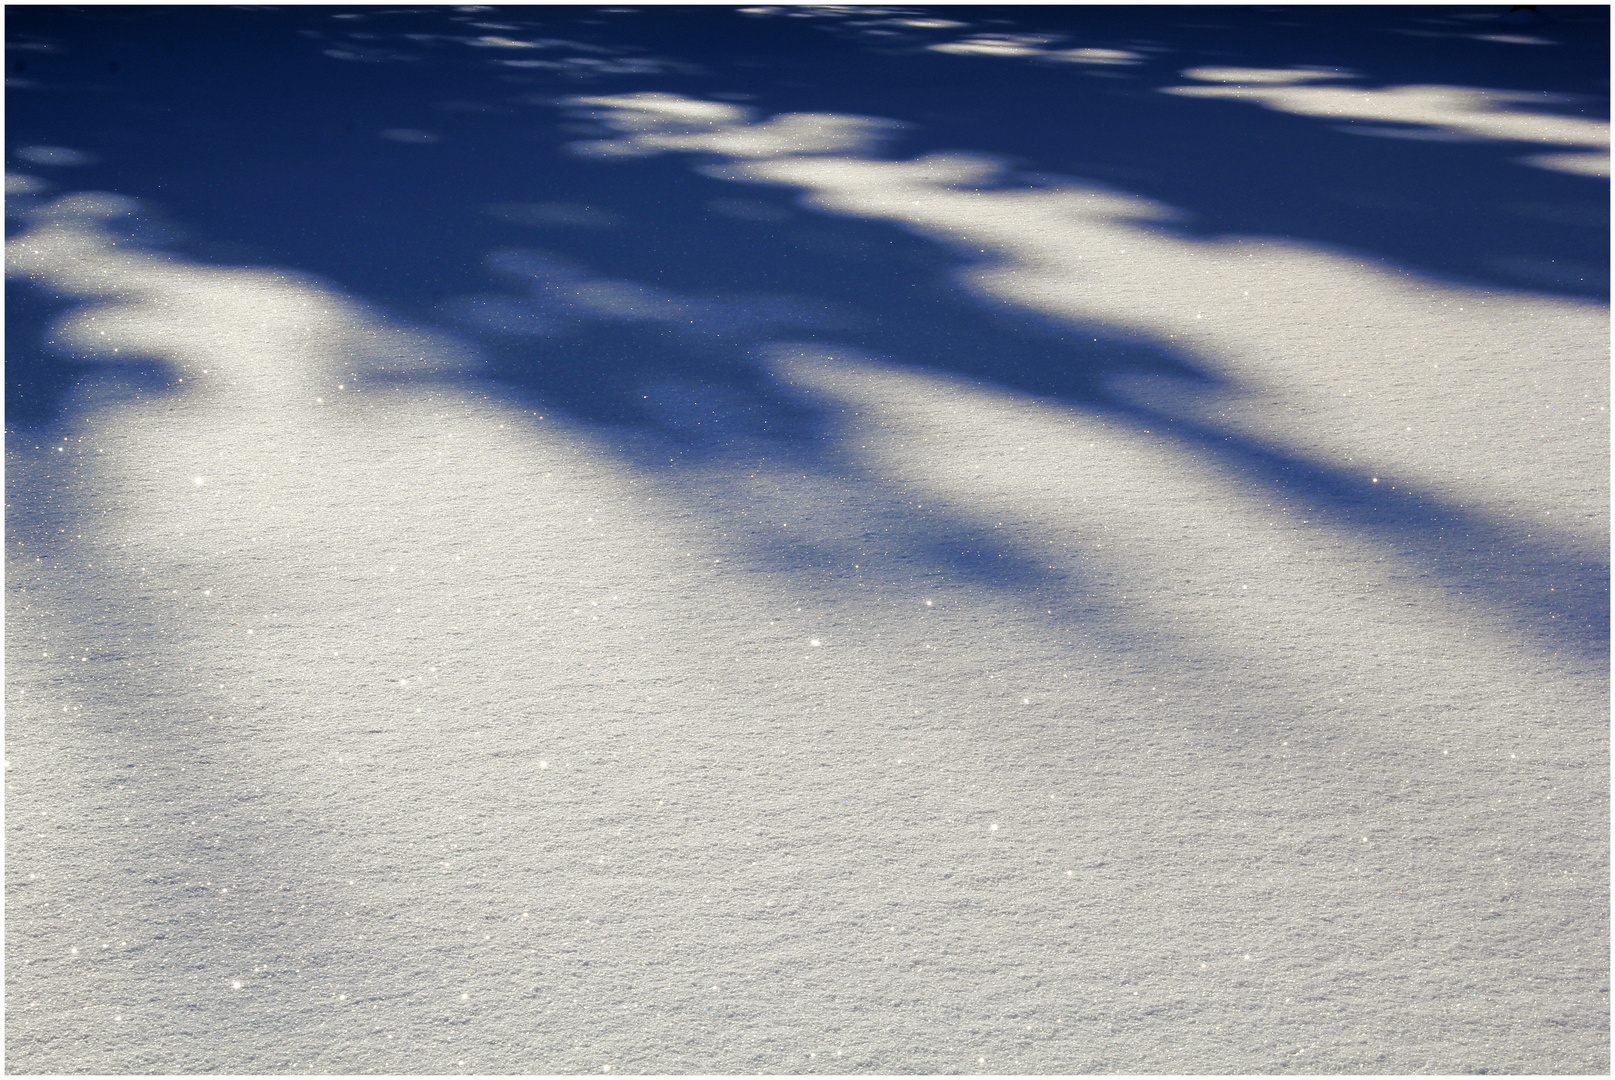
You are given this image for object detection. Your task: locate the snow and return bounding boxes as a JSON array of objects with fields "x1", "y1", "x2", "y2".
[{"x1": 5, "y1": 4, "x2": 1609, "y2": 1076}]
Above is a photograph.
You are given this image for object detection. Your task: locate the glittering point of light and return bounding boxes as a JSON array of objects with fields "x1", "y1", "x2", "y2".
[
  {"x1": 539, "y1": 760, "x2": 549, "y2": 769},
  {"x1": 810, "y1": 638, "x2": 822, "y2": 647},
  {"x1": 193, "y1": 477, "x2": 205, "y2": 486}
]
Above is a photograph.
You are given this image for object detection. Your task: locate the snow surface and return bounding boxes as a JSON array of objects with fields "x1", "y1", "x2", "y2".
[{"x1": 5, "y1": 4, "x2": 1609, "y2": 1075}]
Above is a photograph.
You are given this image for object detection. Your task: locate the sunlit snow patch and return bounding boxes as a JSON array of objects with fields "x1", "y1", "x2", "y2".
[{"x1": 1163, "y1": 69, "x2": 1609, "y2": 174}]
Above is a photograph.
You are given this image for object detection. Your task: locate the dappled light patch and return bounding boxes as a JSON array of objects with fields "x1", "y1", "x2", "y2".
[
  {"x1": 929, "y1": 36, "x2": 1145, "y2": 66},
  {"x1": 301, "y1": 16, "x2": 693, "y2": 78},
  {"x1": 6, "y1": 191, "x2": 475, "y2": 396},
  {"x1": 737, "y1": 5, "x2": 1149, "y2": 64},
  {"x1": 879, "y1": 18, "x2": 966, "y2": 30},
  {"x1": 929, "y1": 34, "x2": 1063, "y2": 58},
  {"x1": 1469, "y1": 33, "x2": 1554, "y2": 46},
  {"x1": 13, "y1": 144, "x2": 97, "y2": 166},
  {"x1": 566, "y1": 93, "x2": 899, "y2": 160},
  {"x1": 7, "y1": 171, "x2": 49, "y2": 194},
  {"x1": 1164, "y1": 69, "x2": 1609, "y2": 176},
  {"x1": 1043, "y1": 48, "x2": 1146, "y2": 66},
  {"x1": 447, "y1": 26, "x2": 695, "y2": 77},
  {"x1": 1520, "y1": 150, "x2": 1611, "y2": 178},
  {"x1": 1180, "y1": 66, "x2": 1356, "y2": 85},
  {"x1": 466, "y1": 34, "x2": 549, "y2": 49}
]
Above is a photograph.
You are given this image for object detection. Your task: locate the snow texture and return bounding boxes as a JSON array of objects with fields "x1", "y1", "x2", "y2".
[{"x1": 5, "y1": 4, "x2": 1609, "y2": 1075}]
